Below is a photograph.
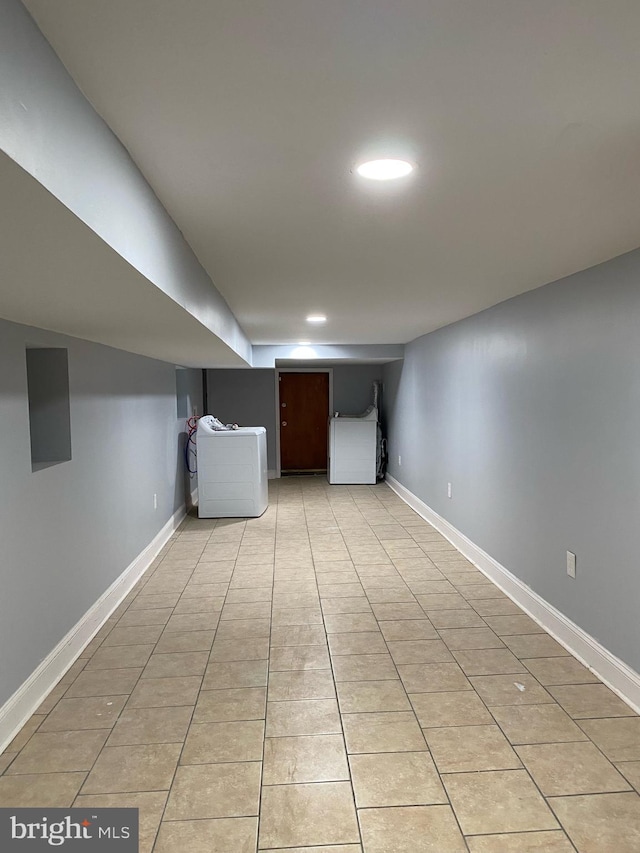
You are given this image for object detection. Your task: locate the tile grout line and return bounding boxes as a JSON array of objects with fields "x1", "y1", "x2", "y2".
[
  {"x1": 343, "y1": 485, "x2": 579, "y2": 850},
  {"x1": 1, "y1": 481, "x2": 639, "y2": 852},
  {"x1": 326, "y1": 486, "x2": 369, "y2": 851},
  {"x1": 313, "y1": 488, "x2": 365, "y2": 851},
  {"x1": 363, "y1": 484, "x2": 472, "y2": 853},
  {"x1": 148, "y1": 517, "x2": 220, "y2": 853},
  {"x1": 50, "y1": 532, "x2": 205, "y2": 811},
  {"x1": 256, "y1": 486, "x2": 279, "y2": 853}
]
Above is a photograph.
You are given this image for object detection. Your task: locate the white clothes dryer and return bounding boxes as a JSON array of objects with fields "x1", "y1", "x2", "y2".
[{"x1": 328, "y1": 406, "x2": 378, "y2": 485}]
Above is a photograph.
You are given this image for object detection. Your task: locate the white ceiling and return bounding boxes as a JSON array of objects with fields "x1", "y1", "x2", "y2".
[{"x1": 21, "y1": 0, "x2": 640, "y2": 347}]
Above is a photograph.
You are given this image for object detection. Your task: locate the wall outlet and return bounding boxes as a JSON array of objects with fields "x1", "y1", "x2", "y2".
[
  {"x1": 398, "y1": 455, "x2": 402, "y2": 466},
  {"x1": 566, "y1": 550, "x2": 576, "y2": 579},
  {"x1": 447, "y1": 482, "x2": 452, "y2": 499},
  {"x1": 192, "y1": 406, "x2": 198, "y2": 417},
  {"x1": 153, "y1": 493, "x2": 158, "y2": 510}
]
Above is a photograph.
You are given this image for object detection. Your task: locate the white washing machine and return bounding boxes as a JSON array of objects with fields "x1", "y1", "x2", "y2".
[
  {"x1": 197, "y1": 418, "x2": 268, "y2": 517},
  {"x1": 328, "y1": 405, "x2": 378, "y2": 485}
]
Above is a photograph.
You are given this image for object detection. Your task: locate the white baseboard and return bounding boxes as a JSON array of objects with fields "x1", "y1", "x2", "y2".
[
  {"x1": 386, "y1": 474, "x2": 640, "y2": 715},
  {"x1": 0, "y1": 502, "x2": 188, "y2": 753},
  {"x1": 268, "y1": 469, "x2": 277, "y2": 480}
]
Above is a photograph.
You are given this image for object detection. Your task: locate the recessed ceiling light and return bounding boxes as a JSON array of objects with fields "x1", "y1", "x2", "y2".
[
  {"x1": 356, "y1": 159, "x2": 414, "y2": 180},
  {"x1": 292, "y1": 345, "x2": 317, "y2": 359},
  {"x1": 306, "y1": 314, "x2": 327, "y2": 324}
]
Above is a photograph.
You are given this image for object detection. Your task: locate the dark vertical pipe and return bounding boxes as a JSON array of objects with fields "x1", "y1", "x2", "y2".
[{"x1": 202, "y1": 368, "x2": 208, "y2": 416}]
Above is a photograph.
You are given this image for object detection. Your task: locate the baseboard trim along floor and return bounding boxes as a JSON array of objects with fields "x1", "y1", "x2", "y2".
[
  {"x1": 386, "y1": 474, "x2": 640, "y2": 715},
  {"x1": 0, "y1": 501, "x2": 189, "y2": 754}
]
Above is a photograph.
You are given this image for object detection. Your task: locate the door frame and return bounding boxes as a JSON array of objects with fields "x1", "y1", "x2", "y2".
[{"x1": 275, "y1": 368, "x2": 334, "y2": 478}]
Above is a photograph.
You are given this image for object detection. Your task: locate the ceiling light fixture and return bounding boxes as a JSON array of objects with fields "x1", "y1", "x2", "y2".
[
  {"x1": 292, "y1": 345, "x2": 317, "y2": 359},
  {"x1": 306, "y1": 314, "x2": 327, "y2": 324},
  {"x1": 356, "y1": 159, "x2": 414, "y2": 180}
]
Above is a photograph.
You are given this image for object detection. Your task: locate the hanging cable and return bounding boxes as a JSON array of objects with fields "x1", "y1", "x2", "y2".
[{"x1": 185, "y1": 415, "x2": 198, "y2": 474}]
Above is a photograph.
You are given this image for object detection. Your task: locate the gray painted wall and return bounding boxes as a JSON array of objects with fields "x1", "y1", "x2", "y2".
[
  {"x1": 252, "y1": 344, "x2": 404, "y2": 366},
  {"x1": 333, "y1": 365, "x2": 382, "y2": 415},
  {"x1": 383, "y1": 248, "x2": 640, "y2": 672},
  {"x1": 206, "y1": 365, "x2": 383, "y2": 470},
  {"x1": 0, "y1": 317, "x2": 201, "y2": 708},
  {"x1": 206, "y1": 370, "x2": 278, "y2": 469},
  {"x1": 0, "y1": 0, "x2": 249, "y2": 361}
]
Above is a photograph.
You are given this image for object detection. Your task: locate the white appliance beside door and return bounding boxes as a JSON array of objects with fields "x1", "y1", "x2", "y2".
[
  {"x1": 328, "y1": 406, "x2": 377, "y2": 485},
  {"x1": 196, "y1": 419, "x2": 268, "y2": 517}
]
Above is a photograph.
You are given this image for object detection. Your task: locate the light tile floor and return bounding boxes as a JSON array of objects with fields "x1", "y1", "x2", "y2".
[{"x1": 1, "y1": 478, "x2": 640, "y2": 852}]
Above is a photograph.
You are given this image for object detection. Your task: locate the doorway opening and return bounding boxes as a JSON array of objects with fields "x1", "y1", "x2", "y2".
[{"x1": 276, "y1": 369, "x2": 332, "y2": 475}]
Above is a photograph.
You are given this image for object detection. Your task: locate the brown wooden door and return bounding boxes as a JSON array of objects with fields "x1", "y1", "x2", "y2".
[{"x1": 279, "y1": 372, "x2": 330, "y2": 472}]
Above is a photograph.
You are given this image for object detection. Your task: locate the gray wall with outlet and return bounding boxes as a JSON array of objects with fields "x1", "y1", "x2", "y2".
[
  {"x1": 383, "y1": 247, "x2": 640, "y2": 673},
  {"x1": 0, "y1": 317, "x2": 202, "y2": 708}
]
